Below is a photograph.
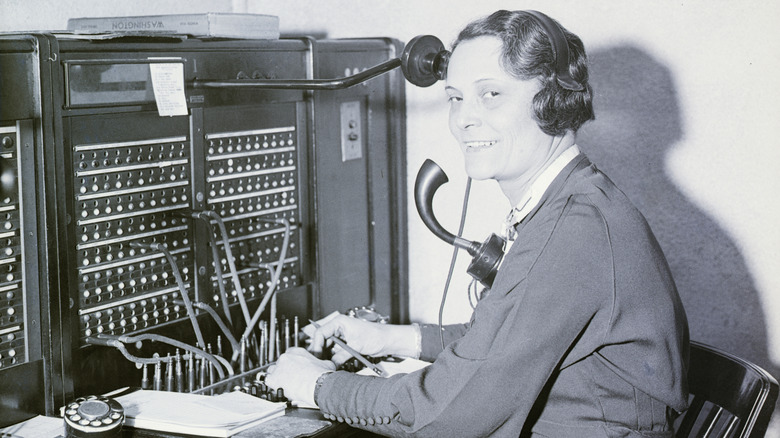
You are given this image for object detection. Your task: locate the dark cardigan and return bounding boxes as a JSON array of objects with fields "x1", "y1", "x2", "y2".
[{"x1": 317, "y1": 155, "x2": 689, "y2": 438}]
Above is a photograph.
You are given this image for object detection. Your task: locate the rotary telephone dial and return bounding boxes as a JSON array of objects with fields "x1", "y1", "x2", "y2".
[{"x1": 63, "y1": 395, "x2": 124, "y2": 437}]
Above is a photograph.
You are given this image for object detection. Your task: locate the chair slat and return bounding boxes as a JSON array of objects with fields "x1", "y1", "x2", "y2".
[
  {"x1": 698, "y1": 405, "x2": 722, "y2": 438},
  {"x1": 676, "y1": 396, "x2": 705, "y2": 437},
  {"x1": 675, "y1": 342, "x2": 778, "y2": 438}
]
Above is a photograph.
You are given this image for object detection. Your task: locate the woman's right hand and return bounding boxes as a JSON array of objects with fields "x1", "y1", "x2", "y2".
[{"x1": 303, "y1": 311, "x2": 419, "y2": 365}]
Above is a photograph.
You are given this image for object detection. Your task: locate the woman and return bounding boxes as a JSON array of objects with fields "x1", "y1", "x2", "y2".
[{"x1": 267, "y1": 10, "x2": 689, "y2": 437}]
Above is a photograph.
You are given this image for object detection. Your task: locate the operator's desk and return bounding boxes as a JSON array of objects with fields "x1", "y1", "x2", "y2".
[{"x1": 124, "y1": 407, "x2": 381, "y2": 438}]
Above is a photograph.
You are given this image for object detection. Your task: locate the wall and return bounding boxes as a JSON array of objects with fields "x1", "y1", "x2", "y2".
[
  {"x1": 3, "y1": 0, "x2": 780, "y2": 428},
  {"x1": 261, "y1": 0, "x2": 780, "y2": 378}
]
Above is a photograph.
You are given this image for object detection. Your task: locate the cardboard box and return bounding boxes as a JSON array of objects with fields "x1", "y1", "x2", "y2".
[{"x1": 67, "y1": 13, "x2": 280, "y2": 40}]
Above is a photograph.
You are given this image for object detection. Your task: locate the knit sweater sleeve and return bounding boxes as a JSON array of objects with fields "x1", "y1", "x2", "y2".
[{"x1": 314, "y1": 197, "x2": 614, "y2": 437}]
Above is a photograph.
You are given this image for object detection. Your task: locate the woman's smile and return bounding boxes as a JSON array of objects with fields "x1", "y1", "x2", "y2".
[
  {"x1": 446, "y1": 36, "x2": 574, "y2": 205},
  {"x1": 464, "y1": 140, "x2": 498, "y2": 150}
]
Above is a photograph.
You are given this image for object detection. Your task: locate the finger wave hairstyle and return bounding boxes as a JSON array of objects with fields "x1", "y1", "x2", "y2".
[{"x1": 452, "y1": 10, "x2": 596, "y2": 136}]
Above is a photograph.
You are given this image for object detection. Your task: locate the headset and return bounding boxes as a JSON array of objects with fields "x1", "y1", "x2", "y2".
[
  {"x1": 521, "y1": 10, "x2": 584, "y2": 92},
  {"x1": 403, "y1": 10, "x2": 583, "y2": 91},
  {"x1": 413, "y1": 11, "x2": 582, "y2": 288}
]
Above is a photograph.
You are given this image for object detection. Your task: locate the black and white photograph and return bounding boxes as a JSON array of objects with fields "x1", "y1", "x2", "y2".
[{"x1": 1, "y1": 1, "x2": 778, "y2": 437}]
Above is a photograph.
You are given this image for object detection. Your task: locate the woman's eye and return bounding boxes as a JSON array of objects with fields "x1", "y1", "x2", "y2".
[
  {"x1": 482, "y1": 91, "x2": 500, "y2": 99},
  {"x1": 447, "y1": 95, "x2": 462, "y2": 103}
]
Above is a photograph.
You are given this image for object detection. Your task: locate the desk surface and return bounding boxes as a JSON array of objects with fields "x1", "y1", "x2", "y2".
[
  {"x1": 0, "y1": 408, "x2": 381, "y2": 438},
  {"x1": 123, "y1": 407, "x2": 381, "y2": 438}
]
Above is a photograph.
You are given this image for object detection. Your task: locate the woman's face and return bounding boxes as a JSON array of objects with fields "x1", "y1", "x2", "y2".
[{"x1": 446, "y1": 36, "x2": 555, "y2": 186}]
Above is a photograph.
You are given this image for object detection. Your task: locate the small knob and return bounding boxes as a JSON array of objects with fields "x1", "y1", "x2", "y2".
[{"x1": 1, "y1": 136, "x2": 13, "y2": 149}]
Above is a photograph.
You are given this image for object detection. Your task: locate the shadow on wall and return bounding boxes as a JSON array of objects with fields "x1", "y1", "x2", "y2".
[{"x1": 577, "y1": 45, "x2": 778, "y2": 383}]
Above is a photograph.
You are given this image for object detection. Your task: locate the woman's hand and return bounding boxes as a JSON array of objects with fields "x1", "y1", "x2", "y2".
[
  {"x1": 265, "y1": 347, "x2": 336, "y2": 407},
  {"x1": 304, "y1": 311, "x2": 420, "y2": 365}
]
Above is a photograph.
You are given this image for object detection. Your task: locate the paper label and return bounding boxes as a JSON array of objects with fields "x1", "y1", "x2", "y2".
[{"x1": 149, "y1": 63, "x2": 188, "y2": 117}]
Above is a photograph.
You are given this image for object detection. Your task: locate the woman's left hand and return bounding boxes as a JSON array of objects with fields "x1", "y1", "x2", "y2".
[{"x1": 265, "y1": 347, "x2": 337, "y2": 407}]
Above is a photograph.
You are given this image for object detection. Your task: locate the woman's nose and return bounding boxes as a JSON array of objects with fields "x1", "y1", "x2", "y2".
[{"x1": 454, "y1": 102, "x2": 481, "y2": 130}]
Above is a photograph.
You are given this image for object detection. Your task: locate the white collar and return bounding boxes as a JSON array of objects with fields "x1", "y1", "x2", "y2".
[{"x1": 502, "y1": 145, "x2": 581, "y2": 240}]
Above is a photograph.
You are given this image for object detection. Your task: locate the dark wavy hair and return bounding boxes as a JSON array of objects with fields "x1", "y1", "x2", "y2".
[{"x1": 452, "y1": 10, "x2": 595, "y2": 135}]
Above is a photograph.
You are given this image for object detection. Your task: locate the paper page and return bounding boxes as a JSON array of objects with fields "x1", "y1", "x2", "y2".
[
  {"x1": 116, "y1": 389, "x2": 286, "y2": 436},
  {"x1": 0, "y1": 415, "x2": 64, "y2": 438},
  {"x1": 357, "y1": 357, "x2": 431, "y2": 377},
  {"x1": 149, "y1": 62, "x2": 188, "y2": 117},
  {"x1": 197, "y1": 391, "x2": 281, "y2": 417}
]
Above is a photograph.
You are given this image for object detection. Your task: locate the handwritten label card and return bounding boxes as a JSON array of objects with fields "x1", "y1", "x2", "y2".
[{"x1": 149, "y1": 62, "x2": 188, "y2": 117}]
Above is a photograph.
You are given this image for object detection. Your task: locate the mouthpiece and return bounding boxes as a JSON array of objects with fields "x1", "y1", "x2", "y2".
[{"x1": 414, "y1": 159, "x2": 479, "y2": 255}]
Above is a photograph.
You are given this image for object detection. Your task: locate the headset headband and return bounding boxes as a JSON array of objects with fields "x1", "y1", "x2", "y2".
[{"x1": 522, "y1": 10, "x2": 584, "y2": 91}]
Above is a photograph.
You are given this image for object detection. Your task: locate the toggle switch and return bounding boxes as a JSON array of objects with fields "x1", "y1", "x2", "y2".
[{"x1": 340, "y1": 101, "x2": 362, "y2": 161}]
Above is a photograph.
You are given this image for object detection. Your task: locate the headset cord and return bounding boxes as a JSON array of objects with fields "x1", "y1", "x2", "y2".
[{"x1": 438, "y1": 176, "x2": 472, "y2": 351}]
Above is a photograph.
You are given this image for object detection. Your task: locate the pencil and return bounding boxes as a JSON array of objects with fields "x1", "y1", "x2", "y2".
[{"x1": 308, "y1": 319, "x2": 384, "y2": 376}]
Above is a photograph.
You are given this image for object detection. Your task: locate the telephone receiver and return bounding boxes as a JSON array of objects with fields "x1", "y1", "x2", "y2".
[{"x1": 414, "y1": 159, "x2": 505, "y2": 288}]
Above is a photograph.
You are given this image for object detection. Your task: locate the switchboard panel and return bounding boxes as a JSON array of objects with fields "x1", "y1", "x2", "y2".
[
  {"x1": 0, "y1": 124, "x2": 32, "y2": 369},
  {"x1": 313, "y1": 39, "x2": 407, "y2": 322},
  {"x1": 0, "y1": 34, "x2": 407, "y2": 425},
  {"x1": 56, "y1": 39, "x2": 314, "y2": 400},
  {"x1": 68, "y1": 113, "x2": 195, "y2": 343},
  {"x1": 0, "y1": 34, "x2": 62, "y2": 426}
]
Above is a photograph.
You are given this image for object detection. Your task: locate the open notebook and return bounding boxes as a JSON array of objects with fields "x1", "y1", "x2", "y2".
[{"x1": 116, "y1": 389, "x2": 286, "y2": 437}]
